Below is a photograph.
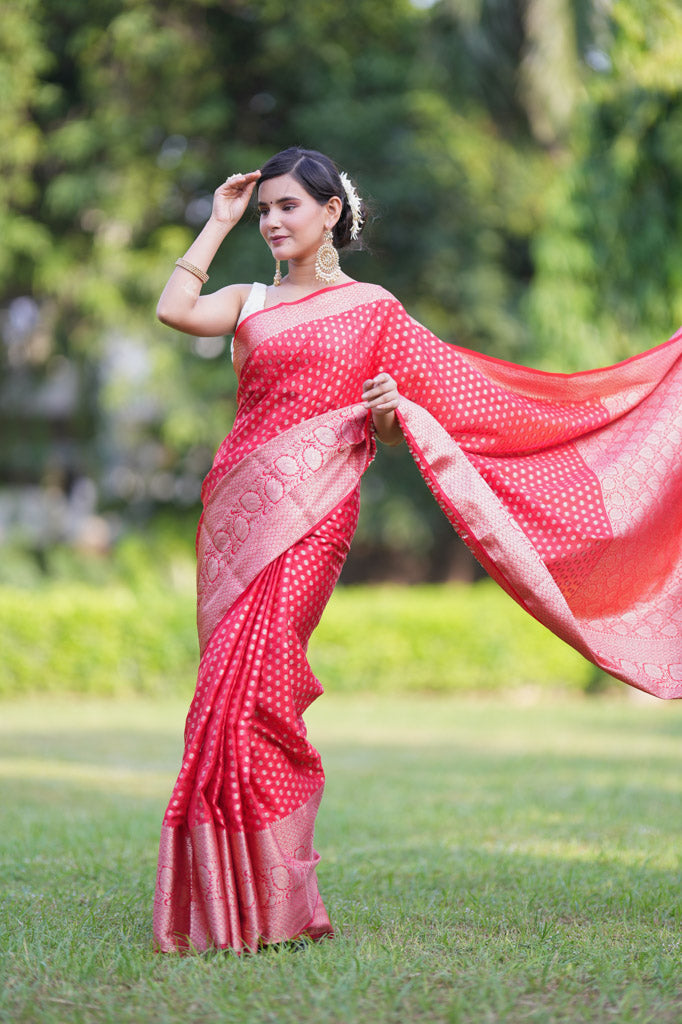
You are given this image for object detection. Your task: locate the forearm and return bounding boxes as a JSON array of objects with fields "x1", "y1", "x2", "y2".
[
  {"x1": 362, "y1": 372, "x2": 403, "y2": 446},
  {"x1": 156, "y1": 216, "x2": 233, "y2": 323},
  {"x1": 372, "y1": 408, "x2": 404, "y2": 446}
]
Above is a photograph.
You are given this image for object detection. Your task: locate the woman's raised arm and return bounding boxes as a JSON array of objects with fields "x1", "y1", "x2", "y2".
[{"x1": 156, "y1": 170, "x2": 261, "y2": 337}]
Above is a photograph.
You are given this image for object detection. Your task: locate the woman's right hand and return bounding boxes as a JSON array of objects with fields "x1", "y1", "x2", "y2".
[
  {"x1": 157, "y1": 169, "x2": 260, "y2": 337},
  {"x1": 211, "y1": 170, "x2": 261, "y2": 225}
]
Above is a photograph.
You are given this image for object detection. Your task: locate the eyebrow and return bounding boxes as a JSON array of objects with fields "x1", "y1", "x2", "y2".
[{"x1": 257, "y1": 196, "x2": 301, "y2": 208}]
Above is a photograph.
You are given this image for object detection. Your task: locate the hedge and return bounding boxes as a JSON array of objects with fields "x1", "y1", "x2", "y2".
[{"x1": 0, "y1": 578, "x2": 601, "y2": 698}]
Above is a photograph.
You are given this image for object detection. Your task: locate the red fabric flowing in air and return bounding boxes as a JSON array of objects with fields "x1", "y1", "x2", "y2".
[{"x1": 154, "y1": 281, "x2": 682, "y2": 953}]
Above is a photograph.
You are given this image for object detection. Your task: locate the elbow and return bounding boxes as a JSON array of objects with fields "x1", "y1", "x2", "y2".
[
  {"x1": 156, "y1": 298, "x2": 174, "y2": 327},
  {"x1": 156, "y1": 300, "x2": 186, "y2": 331}
]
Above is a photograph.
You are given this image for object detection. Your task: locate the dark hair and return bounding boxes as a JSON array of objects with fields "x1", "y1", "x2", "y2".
[{"x1": 258, "y1": 147, "x2": 366, "y2": 249}]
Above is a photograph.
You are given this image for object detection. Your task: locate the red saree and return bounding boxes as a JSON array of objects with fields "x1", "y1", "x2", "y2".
[{"x1": 154, "y1": 281, "x2": 682, "y2": 952}]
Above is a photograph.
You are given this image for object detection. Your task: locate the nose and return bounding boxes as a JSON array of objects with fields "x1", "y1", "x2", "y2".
[{"x1": 261, "y1": 207, "x2": 280, "y2": 229}]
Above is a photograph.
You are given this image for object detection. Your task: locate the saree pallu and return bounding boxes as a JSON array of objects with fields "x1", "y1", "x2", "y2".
[{"x1": 155, "y1": 281, "x2": 682, "y2": 953}]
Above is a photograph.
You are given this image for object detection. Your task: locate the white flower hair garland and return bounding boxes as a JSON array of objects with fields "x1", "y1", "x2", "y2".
[{"x1": 339, "y1": 171, "x2": 364, "y2": 240}]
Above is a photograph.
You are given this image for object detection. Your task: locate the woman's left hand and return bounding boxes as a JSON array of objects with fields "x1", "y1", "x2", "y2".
[{"x1": 362, "y1": 372, "x2": 403, "y2": 446}]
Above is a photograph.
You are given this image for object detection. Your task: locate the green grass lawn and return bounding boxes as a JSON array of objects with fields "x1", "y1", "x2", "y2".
[{"x1": 1, "y1": 694, "x2": 681, "y2": 1024}]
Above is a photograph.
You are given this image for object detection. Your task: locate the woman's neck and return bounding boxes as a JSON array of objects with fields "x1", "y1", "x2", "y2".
[
  {"x1": 283, "y1": 255, "x2": 319, "y2": 289},
  {"x1": 276, "y1": 257, "x2": 351, "y2": 294}
]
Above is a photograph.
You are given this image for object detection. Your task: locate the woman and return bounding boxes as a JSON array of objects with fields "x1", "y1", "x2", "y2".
[{"x1": 153, "y1": 147, "x2": 682, "y2": 954}]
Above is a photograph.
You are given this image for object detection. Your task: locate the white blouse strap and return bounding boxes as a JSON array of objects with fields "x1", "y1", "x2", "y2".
[
  {"x1": 235, "y1": 282, "x2": 268, "y2": 329},
  {"x1": 232, "y1": 283, "x2": 268, "y2": 363}
]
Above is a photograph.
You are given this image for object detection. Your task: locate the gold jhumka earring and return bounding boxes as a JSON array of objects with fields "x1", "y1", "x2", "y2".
[
  {"x1": 273, "y1": 260, "x2": 282, "y2": 286},
  {"x1": 314, "y1": 230, "x2": 340, "y2": 284}
]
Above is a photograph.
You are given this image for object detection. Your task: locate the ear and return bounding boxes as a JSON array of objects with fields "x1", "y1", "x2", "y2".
[{"x1": 324, "y1": 195, "x2": 343, "y2": 230}]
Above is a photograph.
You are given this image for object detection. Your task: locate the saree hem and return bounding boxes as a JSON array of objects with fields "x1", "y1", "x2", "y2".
[{"x1": 154, "y1": 787, "x2": 332, "y2": 954}]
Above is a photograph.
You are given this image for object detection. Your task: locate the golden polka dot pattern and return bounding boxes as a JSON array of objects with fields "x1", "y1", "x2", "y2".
[{"x1": 155, "y1": 283, "x2": 682, "y2": 953}]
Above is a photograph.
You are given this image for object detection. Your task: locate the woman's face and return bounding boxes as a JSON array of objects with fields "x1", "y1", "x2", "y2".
[{"x1": 257, "y1": 173, "x2": 337, "y2": 264}]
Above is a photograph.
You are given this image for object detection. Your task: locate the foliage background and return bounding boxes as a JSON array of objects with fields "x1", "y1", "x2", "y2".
[
  {"x1": 0, "y1": 573, "x2": 600, "y2": 699},
  {"x1": 2, "y1": 0, "x2": 682, "y2": 578},
  {"x1": 2, "y1": 15, "x2": 681, "y2": 1021}
]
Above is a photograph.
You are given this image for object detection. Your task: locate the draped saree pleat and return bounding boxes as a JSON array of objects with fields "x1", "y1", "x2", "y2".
[
  {"x1": 155, "y1": 280, "x2": 682, "y2": 953},
  {"x1": 155, "y1": 488, "x2": 361, "y2": 952}
]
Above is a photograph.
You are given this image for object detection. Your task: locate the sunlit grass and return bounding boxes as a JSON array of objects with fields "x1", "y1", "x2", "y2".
[{"x1": 1, "y1": 695, "x2": 681, "y2": 1023}]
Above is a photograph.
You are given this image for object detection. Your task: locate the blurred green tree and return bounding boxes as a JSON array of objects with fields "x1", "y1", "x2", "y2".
[
  {"x1": 526, "y1": 0, "x2": 682, "y2": 369},
  {"x1": 1, "y1": 0, "x2": 679, "y2": 576}
]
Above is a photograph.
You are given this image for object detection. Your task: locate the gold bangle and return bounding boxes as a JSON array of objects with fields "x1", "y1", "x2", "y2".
[{"x1": 175, "y1": 258, "x2": 209, "y2": 284}]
